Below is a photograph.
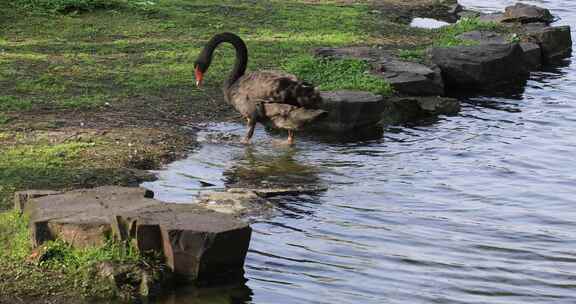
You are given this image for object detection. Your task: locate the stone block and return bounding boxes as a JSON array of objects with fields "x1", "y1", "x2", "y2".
[
  {"x1": 427, "y1": 43, "x2": 530, "y2": 90},
  {"x1": 526, "y1": 25, "x2": 572, "y2": 61},
  {"x1": 502, "y1": 3, "x2": 554, "y2": 24},
  {"x1": 311, "y1": 90, "x2": 387, "y2": 132}
]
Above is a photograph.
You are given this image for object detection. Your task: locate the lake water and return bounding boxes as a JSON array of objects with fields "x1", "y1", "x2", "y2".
[{"x1": 144, "y1": 1, "x2": 576, "y2": 303}]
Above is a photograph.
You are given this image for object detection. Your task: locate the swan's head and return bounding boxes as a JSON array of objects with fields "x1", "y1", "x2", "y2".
[{"x1": 194, "y1": 61, "x2": 208, "y2": 87}]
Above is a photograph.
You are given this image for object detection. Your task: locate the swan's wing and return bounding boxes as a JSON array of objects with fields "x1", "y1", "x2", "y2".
[
  {"x1": 230, "y1": 71, "x2": 322, "y2": 109},
  {"x1": 263, "y1": 103, "x2": 326, "y2": 130}
]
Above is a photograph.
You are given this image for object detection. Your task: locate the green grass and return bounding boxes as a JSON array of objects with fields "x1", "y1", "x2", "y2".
[
  {"x1": 398, "y1": 49, "x2": 426, "y2": 62},
  {"x1": 434, "y1": 17, "x2": 502, "y2": 48},
  {"x1": 0, "y1": 142, "x2": 92, "y2": 208},
  {"x1": 283, "y1": 56, "x2": 393, "y2": 96},
  {"x1": 10, "y1": 0, "x2": 155, "y2": 14},
  {"x1": 0, "y1": 113, "x2": 12, "y2": 125},
  {"x1": 0, "y1": 209, "x2": 148, "y2": 299},
  {"x1": 398, "y1": 17, "x2": 505, "y2": 60},
  {"x1": 0, "y1": 0, "x2": 371, "y2": 115},
  {"x1": 0, "y1": 0, "x2": 398, "y2": 300},
  {"x1": 0, "y1": 139, "x2": 154, "y2": 207}
]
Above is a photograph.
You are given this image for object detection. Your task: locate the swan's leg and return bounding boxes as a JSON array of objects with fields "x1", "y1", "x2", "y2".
[
  {"x1": 242, "y1": 118, "x2": 256, "y2": 144},
  {"x1": 287, "y1": 130, "x2": 295, "y2": 145}
]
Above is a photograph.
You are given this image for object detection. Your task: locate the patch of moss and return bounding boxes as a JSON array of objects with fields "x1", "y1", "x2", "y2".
[
  {"x1": 283, "y1": 56, "x2": 394, "y2": 96},
  {"x1": 397, "y1": 49, "x2": 426, "y2": 62}
]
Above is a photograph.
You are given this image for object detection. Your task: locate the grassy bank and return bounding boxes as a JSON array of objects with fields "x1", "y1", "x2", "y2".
[
  {"x1": 0, "y1": 0, "x2": 499, "y2": 301},
  {"x1": 0, "y1": 0, "x2": 383, "y2": 301}
]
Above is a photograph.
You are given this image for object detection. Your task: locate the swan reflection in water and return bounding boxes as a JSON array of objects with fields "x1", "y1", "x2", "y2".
[
  {"x1": 152, "y1": 281, "x2": 252, "y2": 304},
  {"x1": 223, "y1": 146, "x2": 322, "y2": 189}
]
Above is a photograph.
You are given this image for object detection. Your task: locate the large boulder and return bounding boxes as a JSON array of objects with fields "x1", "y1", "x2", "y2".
[
  {"x1": 315, "y1": 47, "x2": 444, "y2": 96},
  {"x1": 456, "y1": 31, "x2": 543, "y2": 70},
  {"x1": 311, "y1": 90, "x2": 387, "y2": 132},
  {"x1": 524, "y1": 25, "x2": 572, "y2": 61},
  {"x1": 377, "y1": 57, "x2": 444, "y2": 96},
  {"x1": 502, "y1": 3, "x2": 555, "y2": 24},
  {"x1": 427, "y1": 43, "x2": 530, "y2": 90},
  {"x1": 19, "y1": 186, "x2": 255, "y2": 282}
]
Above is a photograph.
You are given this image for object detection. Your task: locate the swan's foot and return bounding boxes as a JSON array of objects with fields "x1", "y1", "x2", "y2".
[
  {"x1": 240, "y1": 137, "x2": 252, "y2": 145},
  {"x1": 272, "y1": 139, "x2": 293, "y2": 147},
  {"x1": 272, "y1": 131, "x2": 295, "y2": 146}
]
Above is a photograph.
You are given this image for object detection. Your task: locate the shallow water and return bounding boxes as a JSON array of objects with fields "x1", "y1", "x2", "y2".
[{"x1": 144, "y1": 1, "x2": 576, "y2": 303}]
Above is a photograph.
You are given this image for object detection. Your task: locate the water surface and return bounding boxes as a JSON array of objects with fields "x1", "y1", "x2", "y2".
[{"x1": 145, "y1": 1, "x2": 576, "y2": 303}]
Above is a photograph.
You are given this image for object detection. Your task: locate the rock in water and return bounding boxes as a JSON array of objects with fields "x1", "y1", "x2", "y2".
[
  {"x1": 525, "y1": 25, "x2": 573, "y2": 61},
  {"x1": 454, "y1": 31, "x2": 543, "y2": 70},
  {"x1": 427, "y1": 43, "x2": 529, "y2": 90},
  {"x1": 502, "y1": 3, "x2": 555, "y2": 24},
  {"x1": 520, "y1": 42, "x2": 543, "y2": 70},
  {"x1": 382, "y1": 96, "x2": 461, "y2": 124},
  {"x1": 311, "y1": 90, "x2": 387, "y2": 132}
]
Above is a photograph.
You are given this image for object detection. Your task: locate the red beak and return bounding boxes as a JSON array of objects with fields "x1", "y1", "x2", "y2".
[{"x1": 195, "y1": 67, "x2": 203, "y2": 87}]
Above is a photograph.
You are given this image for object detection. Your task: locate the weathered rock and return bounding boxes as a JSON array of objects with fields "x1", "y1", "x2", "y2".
[
  {"x1": 377, "y1": 57, "x2": 444, "y2": 96},
  {"x1": 14, "y1": 190, "x2": 61, "y2": 213},
  {"x1": 427, "y1": 43, "x2": 530, "y2": 90},
  {"x1": 311, "y1": 90, "x2": 387, "y2": 132},
  {"x1": 383, "y1": 96, "x2": 460, "y2": 124},
  {"x1": 478, "y1": 12, "x2": 504, "y2": 23},
  {"x1": 520, "y1": 42, "x2": 543, "y2": 69},
  {"x1": 315, "y1": 47, "x2": 444, "y2": 96},
  {"x1": 502, "y1": 3, "x2": 554, "y2": 24},
  {"x1": 21, "y1": 186, "x2": 254, "y2": 281},
  {"x1": 454, "y1": 31, "x2": 543, "y2": 70},
  {"x1": 525, "y1": 25, "x2": 573, "y2": 61},
  {"x1": 457, "y1": 31, "x2": 508, "y2": 44},
  {"x1": 158, "y1": 212, "x2": 251, "y2": 281}
]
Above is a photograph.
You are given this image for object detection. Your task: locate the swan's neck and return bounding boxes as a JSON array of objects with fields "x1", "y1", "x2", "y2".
[{"x1": 199, "y1": 33, "x2": 248, "y2": 89}]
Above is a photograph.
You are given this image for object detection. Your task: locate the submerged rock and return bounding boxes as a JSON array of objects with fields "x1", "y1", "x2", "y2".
[
  {"x1": 427, "y1": 43, "x2": 529, "y2": 90},
  {"x1": 315, "y1": 47, "x2": 444, "y2": 96},
  {"x1": 197, "y1": 190, "x2": 274, "y2": 218},
  {"x1": 383, "y1": 96, "x2": 460, "y2": 124},
  {"x1": 228, "y1": 186, "x2": 328, "y2": 198},
  {"x1": 502, "y1": 3, "x2": 555, "y2": 24}
]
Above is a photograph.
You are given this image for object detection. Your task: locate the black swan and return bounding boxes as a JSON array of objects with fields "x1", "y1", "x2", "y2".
[{"x1": 194, "y1": 32, "x2": 326, "y2": 145}]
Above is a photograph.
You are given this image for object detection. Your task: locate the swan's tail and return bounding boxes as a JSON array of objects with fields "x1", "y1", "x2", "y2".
[{"x1": 263, "y1": 104, "x2": 326, "y2": 130}]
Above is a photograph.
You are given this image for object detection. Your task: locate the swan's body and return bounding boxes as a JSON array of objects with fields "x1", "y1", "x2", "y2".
[{"x1": 194, "y1": 33, "x2": 325, "y2": 144}]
